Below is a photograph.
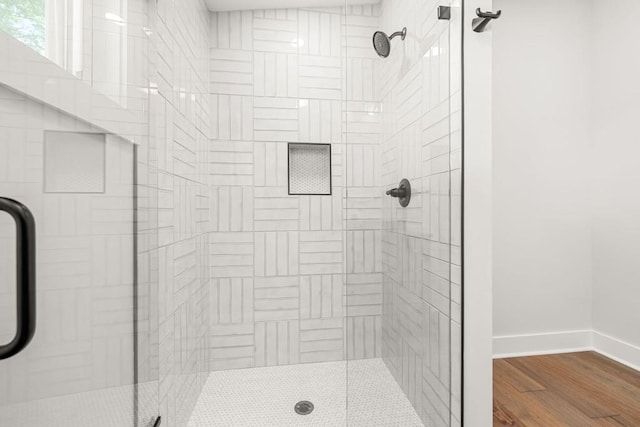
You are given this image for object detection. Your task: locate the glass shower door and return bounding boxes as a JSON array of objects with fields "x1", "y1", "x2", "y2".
[
  {"x1": 344, "y1": 1, "x2": 462, "y2": 425},
  {"x1": 0, "y1": 90, "x2": 137, "y2": 427}
]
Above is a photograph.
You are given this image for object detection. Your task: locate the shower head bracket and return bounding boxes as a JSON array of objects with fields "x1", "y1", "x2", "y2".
[{"x1": 472, "y1": 8, "x2": 501, "y2": 33}]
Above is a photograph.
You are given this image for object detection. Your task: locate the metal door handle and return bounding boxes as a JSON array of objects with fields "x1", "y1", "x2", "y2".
[{"x1": 0, "y1": 197, "x2": 36, "y2": 360}]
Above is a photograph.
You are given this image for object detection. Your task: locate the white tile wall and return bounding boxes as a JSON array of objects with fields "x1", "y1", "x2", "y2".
[
  {"x1": 211, "y1": 50, "x2": 254, "y2": 95},
  {"x1": 378, "y1": 0, "x2": 462, "y2": 426},
  {"x1": 300, "y1": 274, "x2": 343, "y2": 319},
  {"x1": 208, "y1": 4, "x2": 384, "y2": 372},
  {"x1": 142, "y1": 0, "x2": 213, "y2": 426}
]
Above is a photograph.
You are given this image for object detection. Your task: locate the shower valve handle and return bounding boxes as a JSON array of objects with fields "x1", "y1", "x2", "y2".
[
  {"x1": 386, "y1": 187, "x2": 407, "y2": 198},
  {"x1": 386, "y1": 179, "x2": 412, "y2": 207}
]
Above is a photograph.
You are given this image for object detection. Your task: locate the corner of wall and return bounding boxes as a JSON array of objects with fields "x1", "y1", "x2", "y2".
[{"x1": 463, "y1": 0, "x2": 494, "y2": 425}]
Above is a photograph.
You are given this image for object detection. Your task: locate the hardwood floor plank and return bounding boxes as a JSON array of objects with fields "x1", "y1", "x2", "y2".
[
  {"x1": 528, "y1": 390, "x2": 620, "y2": 427},
  {"x1": 494, "y1": 377, "x2": 555, "y2": 426},
  {"x1": 567, "y1": 352, "x2": 640, "y2": 390},
  {"x1": 493, "y1": 377, "x2": 599, "y2": 426},
  {"x1": 611, "y1": 415, "x2": 637, "y2": 426},
  {"x1": 504, "y1": 355, "x2": 619, "y2": 418},
  {"x1": 550, "y1": 354, "x2": 640, "y2": 421},
  {"x1": 493, "y1": 352, "x2": 640, "y2": 426},
  {"x1": 494, "y1": 359, "x2": 546, "y2": 392},
  {"x1": 493, "y1": 402, "x2": 518, "y2": 426},
  {"x1": 590, "y1": 416, "x2": 626, "y2": 426}
]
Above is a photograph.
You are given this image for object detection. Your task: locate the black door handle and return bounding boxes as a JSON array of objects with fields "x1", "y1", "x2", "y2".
[{"x1": 0, "y1": 197, "x2": 36, "y2": 360}]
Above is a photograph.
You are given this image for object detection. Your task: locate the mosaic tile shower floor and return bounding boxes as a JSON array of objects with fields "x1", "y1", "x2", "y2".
[{"x1": 188, "y1": 358, "x2": 423, "y2": 427}]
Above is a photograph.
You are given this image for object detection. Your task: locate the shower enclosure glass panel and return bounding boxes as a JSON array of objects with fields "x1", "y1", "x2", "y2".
[
  {"x1": 0, "y1": 2, "x2": 142, "y2": 424},
  {"x1": 344, "y1": 1, "x2": 462, "y2": 426},
  {"x1": 0, "y1": 93, "x2": 137, "y2": 427}
]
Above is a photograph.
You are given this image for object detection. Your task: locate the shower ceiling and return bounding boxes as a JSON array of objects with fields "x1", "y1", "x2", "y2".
[{"x1": 205, "y1": 0, "x2": 379, "y2": 12}]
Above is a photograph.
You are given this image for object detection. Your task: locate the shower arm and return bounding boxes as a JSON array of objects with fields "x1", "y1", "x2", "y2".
[{"x1": 388, "y1": 28, "x2": 407, "y2": 40}]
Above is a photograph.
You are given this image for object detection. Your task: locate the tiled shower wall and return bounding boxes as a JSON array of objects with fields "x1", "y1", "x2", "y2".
[
  {"x1": 378, "y1": 0, "x2": 462, "y2": 426},
  {"x1": 207, "y1": 5, "x2": 384, "y2": 370},
  {"x1": 142, "y1": 0, "x2": 212, "y2": 426}
]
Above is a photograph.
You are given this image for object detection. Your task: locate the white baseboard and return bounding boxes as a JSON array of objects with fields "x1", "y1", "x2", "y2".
[
  {"x1": 493, "y1": 329, "x2": 640, "y2": 372},
  {"x1": 592, "y1": 331, "x2": 640, "y2": 372},
  {"x1": 492, "y1": 330, "x2": 593, "y2": 359}
]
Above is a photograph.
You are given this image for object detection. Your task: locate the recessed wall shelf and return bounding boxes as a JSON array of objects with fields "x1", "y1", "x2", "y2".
[
  {"x1": 288, "y1": 143, "x2": 332, "y2": 195},
  {"x1": 44, "y1": 131, "x2": 106, "y2": 193}
]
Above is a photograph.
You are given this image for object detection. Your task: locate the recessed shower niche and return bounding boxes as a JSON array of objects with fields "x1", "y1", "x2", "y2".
[
  {"x1": 44, "y1": 131, "x2": 106, "y2": 193},
  {"x1": 287, "y1": 143, "x2": 332, "y2": 195}
]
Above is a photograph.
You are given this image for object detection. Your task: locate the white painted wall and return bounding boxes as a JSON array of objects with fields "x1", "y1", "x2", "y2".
[
  {"x1": 591, "y1": 0, "x2": 640, "y2": 358},
  {"x1": 492, "y1": 0, "x2": 593, "y2": 340},
  {"x1": 464, "y1": 0, "x2": 494, "y2": 424},
  {"x1": 492, "y1": 0, "x2": 640, "y2": 367}
]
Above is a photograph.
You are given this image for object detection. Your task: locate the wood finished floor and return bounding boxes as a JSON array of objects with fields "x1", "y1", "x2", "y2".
[{"x1": 493, "y1": 352, "x2": 640, "y2": 426}]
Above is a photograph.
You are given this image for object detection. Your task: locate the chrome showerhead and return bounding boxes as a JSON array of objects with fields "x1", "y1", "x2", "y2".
[{"x1": 372, "y1": 27, "x2": 406, "y2": 58}]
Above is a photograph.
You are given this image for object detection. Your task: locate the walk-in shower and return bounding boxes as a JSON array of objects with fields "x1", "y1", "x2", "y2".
[{"x1": 0, "y1": 1, "x2": 463, "y2": 426}]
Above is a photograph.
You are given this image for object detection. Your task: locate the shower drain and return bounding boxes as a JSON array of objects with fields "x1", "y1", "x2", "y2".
[{"x1": 294, "y1": 401, "x2": 314, "y2": 415}]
